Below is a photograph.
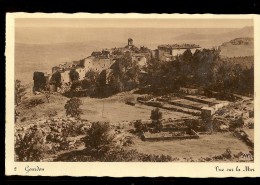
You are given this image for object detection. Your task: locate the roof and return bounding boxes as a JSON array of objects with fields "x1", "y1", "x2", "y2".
[{"x1": 158, "y1": 44, "x2": 201, "y2": 50}]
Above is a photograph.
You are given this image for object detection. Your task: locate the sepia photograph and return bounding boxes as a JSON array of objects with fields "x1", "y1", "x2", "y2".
[{"x1": 5, "y1": 13, "x2": 260, "y2": 177}]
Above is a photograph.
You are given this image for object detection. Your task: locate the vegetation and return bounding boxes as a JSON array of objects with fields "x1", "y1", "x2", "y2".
[
  {"x1": 85, "y1": 69, "x2": 99, "y2": 83},
  {"x1": 49, "y1": 71, "x2": 62, "y2": 87},
  {"x1": 134, "y1": 120, "x2": 148, "y2": 134},
  {"x1": 15, "y1": 125, "x2": 47, "y2": 161},
  {"x1": 83, "y1": 122, "x2": 115, "y2": 158},
  {"x1": 69, "y1": 69, "x2": 80, "y2": 82},
  {"x1": 144, "y1": 48, "x2": 254, "y2": 96},
  {"x1": 25, "y1": 97, "x2": 45, "y2": 109},
  {"x1": 150, "y1": 108, "x2": 163, "y2": 132},
  {"x1": 150, "y1": 107, "x2": 162, "y2": 120},
  {"x1": 108, "y1": 53, "x2": 140, "y2": 93},
  {"x1": 64, "y1": 97, "x2": 82, "y2": 118},
  {"x1": 64, "y1": 46, "x2": 253, "y2": 98},
  {"x1": 15, "y1": 80, "x2": 26, "y2": 106}
]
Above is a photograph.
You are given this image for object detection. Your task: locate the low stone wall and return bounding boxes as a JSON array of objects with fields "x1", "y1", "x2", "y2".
[
  {"x1": 144, "y1": 134, "x2": 199, "y2": 141},
  {"x1": 143, "y1": 129, "x2": 199, "y2": 141}
]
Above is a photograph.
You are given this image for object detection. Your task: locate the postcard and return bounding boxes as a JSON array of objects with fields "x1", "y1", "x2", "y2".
[{"x1": 5, "y1": 13, "x2": 260, "y2": 177}]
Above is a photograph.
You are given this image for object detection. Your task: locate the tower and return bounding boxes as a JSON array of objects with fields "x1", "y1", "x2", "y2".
[{"x1": 128, "y1": 38, "x2": 133, "y2": 46}]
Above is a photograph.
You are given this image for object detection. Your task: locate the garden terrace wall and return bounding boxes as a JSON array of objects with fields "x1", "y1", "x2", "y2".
[
  {"x1": 162, "y1": 104, "x2": 201, "y2": 116},
  {"x1": 144, "y1": 131, "x2": 199, "y2": 141},
  {"x1": 184, "y1": 95, "x2": 217, "y2": 105},
  {"x1": 168, "y1": 99, "x2": 207, "y2": 111}
]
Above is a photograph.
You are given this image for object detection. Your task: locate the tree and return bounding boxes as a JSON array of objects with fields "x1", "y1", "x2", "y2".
[
  {"x1": 150, "y1": 107, "x2": 163, "y2": 132},
  {"x1": 64, "y1": 97, "x2": 82, "y2": 118},
  {"x1": 15, "y1": 80, "x2": 26, "y2": 106},
  {"x1": 182, "y1": 49, "x2": 193, "y2": 63},
  {"x1": 107, "y1": 72, "x2": 123, "y2": 93},
  {"x1": 145, "y1": 58, "x2": 164, "y2": 90},
  {"x1": 69, "y1": 69, "x2": 80, "y2": 82},
  {"x1": 108, "y1": 53, "x2": 141, "y2": 93},
  {"x1": 83, "y1": 122, "x2": 115, "y2": 158},
  {"x1": 150, "y1": 107, "x2": 162, "y2": 120},
  {"x1": 85, "y1": 69, "x2": 99, "y2": 83},
  {"x1": 50, "y1": 71, "x2": 62, "y2": 87}
]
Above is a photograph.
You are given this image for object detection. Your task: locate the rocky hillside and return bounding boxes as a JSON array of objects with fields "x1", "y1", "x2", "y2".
[{"x1": 220, "y1": 37, "x2": 254, "y2": 57}]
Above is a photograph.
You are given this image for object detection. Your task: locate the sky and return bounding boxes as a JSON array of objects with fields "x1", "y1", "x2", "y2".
[
  {"x1": 15, "y1": 18, "x2": 254, "y2": 46},
  {"x1": 15, "y1": 18, "x2": 253, "y2": 28}
]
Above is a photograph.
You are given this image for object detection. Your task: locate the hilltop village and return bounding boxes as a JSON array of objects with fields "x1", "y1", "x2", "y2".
[{"x1": 33, "y1": 38, "x2": 201, "y2": 94}]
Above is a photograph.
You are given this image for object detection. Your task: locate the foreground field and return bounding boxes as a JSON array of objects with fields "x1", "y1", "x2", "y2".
[
  {"x1": 130, "y1": 132, "x2": 251, "y2": 160},
  {"x1": 17, "y1": 89, "x2": 193, "y2": 125},
  {"x1": 15, "y1": 87, "x2": 253, "y2": 162}
]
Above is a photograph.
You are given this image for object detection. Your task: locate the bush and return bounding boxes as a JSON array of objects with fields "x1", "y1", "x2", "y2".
[
  {"x1": 47, "y1": 110, "x2": 58, "y2": 117},
  {"x1": 152, "y1": 120, "x2": 163, "y2": 133},
  {"x1": 64, "y1": 97, "x2": 82, "y2": 118},
  {"x1": 150, "y1": 108, "x2": 163, "y2": 132},
  {"x1": 150, "y1": 107, "x2": 162, "y2": 120},
  {"x1": 83, "y1": 122, "x2": 115, "y2": 158},
  {"x1": 15, "y1": 125, "x2": 47, "y2": 161},
  {"x1": 140, "y1": 153, "x2": 173, "y2": 162},
  {"x1": 25, "y1": 98, "x2": 44, "y2": 109},
  {"x1": 15, "y1": 80, "x2": 26, "y2": 105},
  {"x1": 134, "y1": 120, "x2": 148, "y2": 134},
  {"x1": 55, "y1": 147, "x2": 174, "y2": 162}
]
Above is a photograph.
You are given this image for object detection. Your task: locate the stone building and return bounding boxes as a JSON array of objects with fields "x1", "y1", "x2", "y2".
[
  {"x1": 82, "y1": 57, "x2": 116, "y2": 73},
  {"x1": 132, "y1": 53, "x2": 147, "y2": 67},
  {"x1": 44, "y1": 38, "x2": 152, "y2": 93},
  {"x1": 157, "y1": 44, "x2": 201, "y2": 61}
]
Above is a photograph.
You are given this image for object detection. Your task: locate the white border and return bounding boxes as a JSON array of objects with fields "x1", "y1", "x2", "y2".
[{"x1": 5, "y1": 13, "x2": 260, "y2": 177}]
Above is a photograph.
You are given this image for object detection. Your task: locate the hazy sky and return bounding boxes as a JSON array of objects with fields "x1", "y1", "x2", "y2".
[
  {"x1": 15, "y1": 18, "x2": 253, "y2": 28},
  {"x1": 15, "y1": 18, "x2": 253, "y2": 46}
]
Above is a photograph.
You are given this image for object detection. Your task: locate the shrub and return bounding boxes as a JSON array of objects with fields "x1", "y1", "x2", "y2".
[
  {"x1": 152, "y1": 120, "x2": 163, "y2": 133},
  {"x1": 83, "y1": 122, "x2": 115, "y2": 158},
  {"x1": 134, "y1": 120, "x2": 148, "y2": 134},
  {"x1": 15, "y1": 125, "x2": 47, "y2": 161},
  {"x1": 150, "y1": 108, "x2": 163, "y2": 132},
  {"x1": 55, "y1": 147, "x2": 174, "y2": 162},
  {"x1": 25, "y1": 98, "x2": 45, "y2": 109},
  {"x1": 150, "y1": 107, "x2": 162, "y2": 120},
  {"x1": 47, "y1": 110, "x2": 58, "y2": 117},
  {"x1": 140, "y1": 154, "x2": 172, "y2": 162},
  {"x1": 64, "y1": 97, "x2": 82, "y2": 118},
  {"x1": 15, "y1": 80, "x2": 26, "y2": 105}
]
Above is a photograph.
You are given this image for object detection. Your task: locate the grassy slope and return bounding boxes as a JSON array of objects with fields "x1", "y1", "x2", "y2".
[
  {"x1": 17, "y1": 85, "x2": 252, "y2": 161},
  {"x1": 130, "y1": 133, "x2": 251, "y2": 160},
  {"x1": 18, "y1": 87, "x2": 193, "y2": 125}
]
